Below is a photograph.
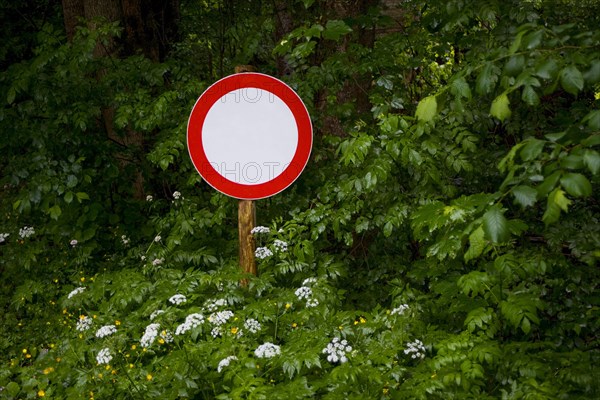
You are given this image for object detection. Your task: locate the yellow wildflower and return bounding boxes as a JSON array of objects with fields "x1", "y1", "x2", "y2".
[{"x1": 37, "y1": 390, "x2": 45, "y2": 397}]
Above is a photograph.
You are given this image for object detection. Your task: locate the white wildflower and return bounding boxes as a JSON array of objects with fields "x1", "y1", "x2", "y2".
[
  {"x1": 203, "y1": 298, "x2": 227, "y2": 312},
  {"x1": 95, "y1": 325, "x2": 117, "y2": 338},
  {"x1": 244, "y1": 318, "x2": 261, "y2": 334},
  {"x1": 152, "y1": 258, "x2": 164, "y2": 266},
  {"x1": 217, "y1": 356, "x2": 238, "y2": 373},
  {"x1": 322, "y1": 337, "x2": 352, "y2": 364},
  {"x1": 404, "y1": 339, "x2": 426, "y2": 359},
  {"x1": 211, "y1": 327, "x2": 222, "y2": 338},
  {"x1": 255, "y1": 247, "x2": 273, "y2": 260},
  {"x1": 96, "y1": 347, "x2": 112, "y2": 365},
  {"x1": 121, "y1": 235, "x2": 130, "y2": 245},
  {"x1": 250, "y1": 226, "x2": 270, "y2": 234},
  {"x1": 295, "y1": 286, "x2": 312, "y2": 300},
  {"x1": 0, "y1": 233, "x2": 9, "y2": 243},
  {"x1": 391, "y1": 304, "x2": 409, "y2": 316},
  {"x1": 302, "y1": 277, "x2": 317, "y2": 286},
  {"x1": 175, "y1": 313, "x2": 205, "y2": 335},
  {"x1": 160, "y1": 330, "x2": 174, "y2": 343},
  {"x1": 154, "y1": 235, "x2": 161, "y2": 243},
  {"x1": 169, "y1": 294, "x2": 186, "y2": 305},
  {"x1": 173, "y1": 191, "x2": 182, "y2": 200},
  {"x1": 146, "y1": 195, "x2": 153, "y2": 202},
  {"x1": 76, "y1": 315, "x2": 92, "y2": 331},
  {"x1": 70, "y1": 239, "x2": 78, "y2": 247},
  {"x1": 67, "y1": 287, "x2": 86, "y2": 299},
  {"x1": 208, "y1": 310, "x2": 234, "y2": 326},
  {"x1": 273, "y1": 239, "x2": 288, "y2": 252},
  {"x1": 306, "y1": 298, "x2": 319, "y2": 308},
  {"x1": 149, "y1": 309, "x2": 165, "y2": 320},
  {"x1": 140, "y1": 323, "x2": 160, "y2": 348},
  {"x1": 19, "y1": 226, "x2": 35, "y2": 238},
  {"x1": 254, "y1": 342, "x2": 281, "y2": 358}
]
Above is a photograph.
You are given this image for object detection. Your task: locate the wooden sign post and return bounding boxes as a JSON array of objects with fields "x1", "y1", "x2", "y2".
[{"x1": 187, "y1": 68, "x2": 312, "y2": 285}]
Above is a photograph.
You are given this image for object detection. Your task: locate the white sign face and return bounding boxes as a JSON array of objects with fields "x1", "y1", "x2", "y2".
[
  {"x1": 202, "y1": 88, "x2": 298, "y2": 185},
  {"x1": 187, "y1": 73, "x2": 313, "y2": 200}
]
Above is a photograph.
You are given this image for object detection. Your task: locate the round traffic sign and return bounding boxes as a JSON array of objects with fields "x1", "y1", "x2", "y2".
[{"x1": 187, "y1": 73, "x2": 312, "y2": 200}]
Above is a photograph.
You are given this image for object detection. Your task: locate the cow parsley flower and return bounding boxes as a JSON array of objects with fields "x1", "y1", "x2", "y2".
[
  {"x1": 95, "y1": 325, "x2": 117, "y2": 338},
  {"x1": 302, "y1": 277, "x2": 317, "y2": 286},
  {"x1": 404, "y1": 339, "x2": 426, "y2": 359},
  {"x1": 295, "y1": 286, "x2": 312, "y2": 300},
  {"x1": 121, "y1": 235, "x2": 130, "y2": 245},
  {"x1": 255, "y1": 247, "x2": 273, "y2": 260},
  {"x1": 322, "y1": 337, "x2": 352, "y2": 364},
  {"x1": 169, "y1": 294, "x2": 186, "y2": 305},
  {"x1": 146, "y1": 195, "x2": 153, "y2": 202},
  {"x1": 0, "y1": 233, "x2": 9, "y2": 243},
  {"x1": 208, "y1": 310, "x2": 234, "y2": 326},
  {"x1": 149, "y1": 309, "x2": 165, "y2": 320},
  {"x1": 204, "y1": 298, "x2": 227, "y2": 312},
  {"x1": 306, "y1": 298, "x2": 319, "y2": 307},
  {"x1": 152, "y1": 258, "x2": 164, "y2": 266},
  {"x1": 96, "y1": 348, "x2": 112, "y2": 365},
  {"x1": 70, "y1": 239, "x2": 78, "y2": 247},
  {"x1": 68, "y1": 287, "x2": 86, "y2": 299},
  {"x1": 250, "y1": 226, "x2": 270, "y2": 234},
  {"x1": 76, "y1": 315, "x2": 92, "y2": 331},
  {"x1": 175, "y1": 313, "x2": 204, "y2": 335},
  {"x1": 211, "y1": 327, "x2": 222, "y2": 338},
  {"x1": 140, "y1": 323, "x2": 160, "y2": 347},
  {"x1": 244, "y1": 318, "x2": 261, "y2": 334},
  {"x1": 160, "y1": 330, "x2": 174, "y2": 343},
  {"x1": 391, "y1": 304, "x2": 409, "y2": 316},
  {"x1": 273, "y1": 239, "x2": 288, "y2": 252},
  {"x1": 19, "y1": 226, "x2": 35, "y2": 238},
  {"x1": 154, "y1": 235, "x2": 162, "y2": 243},
  {"x1": 217, "y1": 356, "x2": 238, "y2": 373},
  {"x1": 254, "y1": 342, "x2": 281, "y2": 358},
  {"x1": 173, "y1": 191, "x2": 182, "y2": 200}
]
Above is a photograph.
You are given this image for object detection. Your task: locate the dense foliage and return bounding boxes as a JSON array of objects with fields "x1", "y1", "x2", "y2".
[{"x1": 1, "y1": 0, "x2": 599, "y2": 398}]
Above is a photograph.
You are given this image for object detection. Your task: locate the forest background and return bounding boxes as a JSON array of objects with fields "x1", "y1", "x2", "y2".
[{"x1": 0, "y1": 0, "x2": 599, "y2": 398}]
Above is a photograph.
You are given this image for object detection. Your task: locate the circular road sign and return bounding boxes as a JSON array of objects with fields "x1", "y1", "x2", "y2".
[{"x1": 187, "y1": 73, "x2": 312, "y2": 200}]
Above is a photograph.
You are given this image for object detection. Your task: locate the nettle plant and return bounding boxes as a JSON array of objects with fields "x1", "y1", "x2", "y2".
[{"x1": 6, "y1": 213, "x2": 429, "y2": 399}]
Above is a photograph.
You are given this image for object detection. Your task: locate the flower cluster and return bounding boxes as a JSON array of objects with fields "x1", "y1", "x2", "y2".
[
  {"x1": 404, "y1": 339, "x2": 426, "y2": 359},
  {"x1": 95, "y1": 325, "x2": 117, "y2": 338},
  {"x1": 146, "y1": 195, "x2": 153, "y2": 202},
  {"x1": 0, "y1": 233, "x2": 9, "y2": 243},
  {"x1": 306, "y1": 298, "x2": 319, "y2": 307},
  {"x1": 175, "y1": 313, "x2": 204, "y2": 335},
  {"x1": 273, "y1": 239, "x2": 288, "y2": 252},
  {"x1": 96, "y1": 348, "x2": 112, "y2": 365},
  {"x1": 204, "y1": 298, "x2": 227, "y2": 312},
  {"x1": 295, "y1": 278, "x2": 319, "y2": 307},
  {"x1": 295, "y1": 286, "x2": 312, "y2": 300},
  {"x1": 140, "y1": 323, "x2": 160, "y2": 347},
  {"x1": 67, "y1": 287, "x2": 86, "y2": 299},
  {"x1": 70, "y1": 239, "x2": 78, "y2": 247},
  {"x1": 76, "y1": 315, "x2": 92, "y2": 331},
  {"x1": 121, "y1": 235, "x2": 130, "y2": 246},
  {"x1": 152, "y1": 258, "x2": 164, "y2": 266},
  {"x1": 209, "y1": 310, "x2": 234, "y2": 326},
  {"x1": 254, "y1": 342, "x2": 281, "y2": 358},
  {"x1": 322, "y1": 337, "x2": 352, "y2": 364},
  {"x1": 217, "y1": 356, "x2": 238, "y2": 373},
  {"x1": 154, "y1": 235, "x2": 162, "y2": 243},
  {"x1": 160, "y1": 330, "x2": 174, "y2": 343},
  {"x1": 250, "y1": 226, "x2": 270, "y2": 234},
  {"x1": 173, "y1": 191, "x2": 182, "y2": 200},
  {"x1": 169, "y1": 294, "x2": 187, "y2": 305},
  {"x1": 302, "y1": 277, "x2": 317, "y2": 285},
  {"x1": 244, "y1": 318, "x2": 261, "y2": 334},
  {"x1": 211, "y1": 327, "x2": 222, "y2": 338},
  {"x1": 19, "y1": 226, "x2": 35, "y2": 238},
  {"x1": 255, "y1": 247, "x2": 273, "y2": 260},
  {"x1": 391, "y1": 304, "x2": 409, "y2": 316},
  {"x1": 149, "y1": 309, "x2": 165, "y2": 320}
]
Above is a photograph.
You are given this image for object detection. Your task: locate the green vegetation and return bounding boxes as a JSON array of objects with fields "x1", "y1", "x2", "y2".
[{"x1": 1, "y1": 0, "x2": 599, "y2": 398}]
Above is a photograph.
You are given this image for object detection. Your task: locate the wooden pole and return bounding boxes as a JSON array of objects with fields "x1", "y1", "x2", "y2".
[{"x1": 235, "y1": 65, "x2": 258, "y2": 285}]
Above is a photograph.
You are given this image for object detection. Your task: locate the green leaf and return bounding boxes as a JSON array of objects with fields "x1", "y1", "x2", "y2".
[
  {"x1": 451, "y1": 77, "x2": 471, "y2": 99},
  {"x1": 534, "y1": 58, "x2": 558, "y2": 80},
  {"x1": 560, "y1": 173, "x2": 592, "y2": 197},
  {"x1": 523, "y1": 29, "x2": 543, "y2": 49},
  {"x1": 490, "y1": 93, "x2": 511, "y2": 121},
  {"x1": 7, "y1": 87, "x2": 16, "y2": 104},
  {"x1": 322, "y1": 20, "x2": 352, "y2": 41},
  {"x1": 6, "y1": 381, "x2": 20, "y2": 397},
  {"x1": 476, "y1": 62, "x2": 498, "y2": 95},
  {"x1": 76, "y1": 192, "x2": 90, "y2": 202},
  {"x1": 552, "y1": 188, "x2": 571, "y2": 211},
  {"x1": 583, "y1": 60, "x2": 600, "y2": 84},
  {"x1": 543, "y1": 188, "x2": 571, "y2": 225},
  {"x1": 583, "y1": 149, "x2": 600, "y2": 175},
  {"x1": 465, "y1": 226, "x2": 486, "y2": 261},
  {"x1": 521, "y1": 316, "x2": 531, "y2": 334},
  {"x1": 582, "y1": 109, "x2": 600, "y2": 130},
  {"x1": 504, "y1": 55, "x2": 525, "y2": 76},
  {"x1": 560, "y1": 66, "x2": 584, "y2": 95},
  {"x1": 482, "y1": 206, "x2": 509, "y2": 244},
  {"x1": 49, "y1": 205, "x2": 62, "y2": 220},
  {"x1": 537, "y1": 170, "x2": 561, "y2": 197},
  {"x1": 415, "y1": 95, "x2": 438, "y2": 122},
  {"x1": 521, "y1": 85, "x2": 539, "y2": 106},
  {"x1": 520, "y1": 139, "x2": 545, "y2": 161},
  {"x1": 64, "y1": 191, "x2": 74, "y2": 204},
  {"x1": 512, "y1": 185, "x2": 537, "y2": 208}
]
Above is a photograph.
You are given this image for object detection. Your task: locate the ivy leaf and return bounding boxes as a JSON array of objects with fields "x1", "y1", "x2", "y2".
[
  {"x1": 560, "y1": 173, "x2": 592, "y2": 197},
  {"x1": 322, "y1": 20, "x2": 352, "y2": 41},
  {"x1": 512, "y1": 185, "x2": 537, "y2": 208},
  {"x1": 490, "y1": 93, "x2": 511, "y2": 121},
  {"x1": 560, "y1": 66, "x2": 584, "y2": 95},
  {"x1": 583, "y1": 150, "x2": 600, "y2": 175},
  {"x1": 415, "y1": 95, "x2": 438, "y2": 122},
  {"x1": 482, "y1": 206, "x2": 509, "y2": 244}
]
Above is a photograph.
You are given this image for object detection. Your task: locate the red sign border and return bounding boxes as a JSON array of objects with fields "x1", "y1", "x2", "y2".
[{"x1": 187, "y1": 73, "x2": 312, "y2": 200}]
